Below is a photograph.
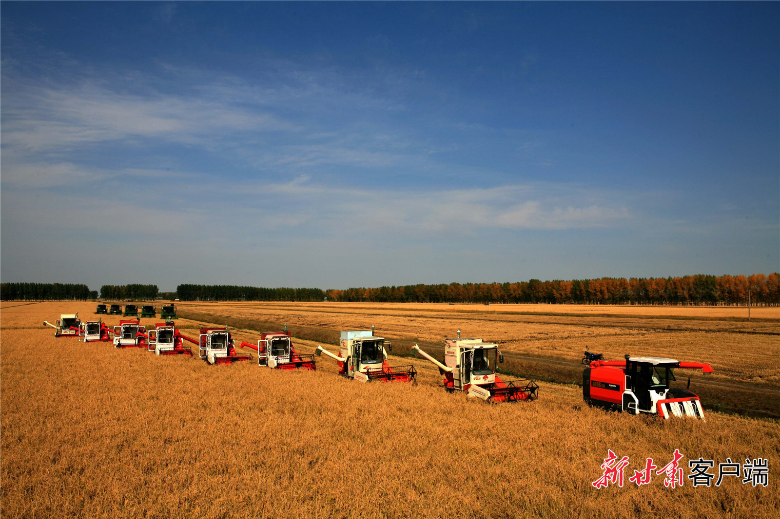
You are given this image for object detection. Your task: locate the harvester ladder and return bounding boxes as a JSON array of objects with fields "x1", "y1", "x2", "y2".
[{"x1": 199, "y1": 334, "x2": 207, "y2": 359}]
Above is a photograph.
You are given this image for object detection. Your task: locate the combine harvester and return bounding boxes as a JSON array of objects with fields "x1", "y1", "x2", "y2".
[
  {"x1": 123, "y1": 304, "x2": 139, "y2": 317},
  {"x1": 79, "y1": 319, "x2": 113, "y2": 342},
  {"x1": 144, "y1": 321, "x2": 195, "y2": 356},
  {"x1": 113, "y1": 319, "x2": 147, "y2": 348},
  {"x1": 584, "y1": 354, "x2": 713, "y2": 420},
  {"x1": 95, "y1": 304, "x2": 108, "y2": 314},
  {"x1": 315, "y1": 327, "x2": 416, "y2": 383},
  {"x1": 412, "y1": 331, "x2": 538, "y2": 402},
  {"x1": 197, "y1": 327, "x2": 252, "y2": 365},
  {"x1": 240, "y1": 326, "x2": 316, "y2": 370},
  {"x1": 43, "y1": 313, "x2": 81, "y2": 337},
  {"x1": 160, "y1": 303, "x2": 177, "y2": 320},
  {"x1": 140, "y1": 305, "x2": 156, "y2": 318},
  {"x1": 109, "y1": 304, "x2": 122, "y2": 315}
]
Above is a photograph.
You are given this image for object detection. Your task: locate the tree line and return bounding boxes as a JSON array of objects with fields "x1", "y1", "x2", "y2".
[
  {"x1": 176, "y1": 284, "x2": 325, "y2": 302},
  {"x1": 3, "y1": 274, "x2": 777, "y2": 305},
  {"x1": 99, "y1": 284, "x2": 159, "y2": 300},
  {"x1": 324, "y1": 273, "x2": 780, "y2": 305},
  {"x1": 1, "y1": 283, "x2": 93, "y2": 301}
]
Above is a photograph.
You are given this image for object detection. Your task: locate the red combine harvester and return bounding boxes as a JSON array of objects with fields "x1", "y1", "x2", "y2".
[
  {"x1": 584, "y1": 354, "x2": 713, "y2": 420},
  {"x1": 412, "y1": 331, "x2": 538, "y2": 402},
  {"x1": 80, "y1": 319, "x2": 113, "y2": 342},
  {"x1": 197, "y1": 327, "x2": 252, "y2": 365},
  {"x1": 144, "y1": 321, "x2": 195, "y2": 356},
  {"x1": 315, "y1": 328, "x2": 416, "y2": 383},
  {"x1": 240, "y1": 328, "x2": 315, "y2": 370},
  {"x1": 113, "y1": 320, "x2": 147, "y2": 348},
  {"x1": 43, "y1": 313, "x2": 81, "y2": 337}
]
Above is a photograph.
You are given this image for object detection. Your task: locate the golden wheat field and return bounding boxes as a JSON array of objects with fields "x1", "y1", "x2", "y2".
[{"x1": 2, "y1": 301, "x2": 779, "y2": 518}]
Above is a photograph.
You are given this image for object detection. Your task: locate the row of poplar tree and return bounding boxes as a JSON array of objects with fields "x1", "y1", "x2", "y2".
[
  {"x1": 326, "y1": 274, "x2": 779, "y2": 305},
  {"x1": 3, "y1": 274, "x2": 778, "y2": 304}
]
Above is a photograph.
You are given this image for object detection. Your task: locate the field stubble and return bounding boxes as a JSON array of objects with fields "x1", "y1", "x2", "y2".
[{"x1": 1, "y1": 301, "x2": 779, "y2": 518}]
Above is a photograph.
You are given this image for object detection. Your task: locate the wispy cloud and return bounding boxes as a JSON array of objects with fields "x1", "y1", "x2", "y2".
[
  {"x1": 214, "y1": 176, "x2": 633, "y2": 234},
  {"x1": 2, "y1": 80, "x2": 298, "y2": 155}
]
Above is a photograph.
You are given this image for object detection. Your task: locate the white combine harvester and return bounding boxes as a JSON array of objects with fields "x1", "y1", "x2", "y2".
[
  {"x1": 113, "y1": 319, "x2": 147, "y2": 348},
  {"x1": 315, "y1": 327, "x2": 416, "y2": 383},
  {"x1": 79, "y1": 319, "x2": 113, "y2": 342},
  {"x1": 43, "y1": 313, "x2": 81, "y2": 337},
  {"x1": 413, "y1": 330, "x2": 538, "y2": 402},
  {"x1": 240, "y1": 328, "x2": 316, "y2": 370},
  {"x1": 145, "y1": 321, "x2": 195, "y2": 356},
  {"x1": 196, "y1": 326, "x2": 252, "y2": 365}
]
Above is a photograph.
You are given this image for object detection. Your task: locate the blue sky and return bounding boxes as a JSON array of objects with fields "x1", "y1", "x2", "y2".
[{"x1": 2, "y1": 2, "x2": 778, "y2": 292}]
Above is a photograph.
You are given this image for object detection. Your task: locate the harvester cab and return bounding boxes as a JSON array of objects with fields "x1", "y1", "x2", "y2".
[
  {"x1": 197, "y1": 327, "x2": 252, "y2": 365},
  {"x1": 140, "y1": 305, "x2": 156, "y2": 318},
  {"x1": 146, "y1": 321, "x2": 194, "y2": 356},
  {"x1": 160, "y1": 304, "x2": 176, "y2": 320},
  {"x1": 315, "y1": 328, "x2": 416, "y2": 382},
  {"x1": 584, "y1": 355, "x2": 714, "y2": 420},
  {"x1": 240, "y1": 328, "x2": 316, "y2": 370},
  {"x1": 123, "y1": 305, "x2": 139, "y2": 317},
  {"x1": 113, "y1": 319, "x2": 147, "y2": 348},
  {"x1": 43, "y1": 313, "x2": 81, "y2": 337},
  {"x1": 80, "y1": 319, "x2": 113, "y2": 342},
  {"x1": 109, "y1": 304, "x2": 122, "y2": 315},
  {"x1": 413, "y1": 331, "x2": 538, "y2": 402},
  {"x1": 96, "y1": 304, "x2": 108, "y2": 314}
]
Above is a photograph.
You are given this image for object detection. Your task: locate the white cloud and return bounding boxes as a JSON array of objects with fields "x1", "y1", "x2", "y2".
[
  {"x1": 211, "y1": 177, "x2": 632, "y2": 234},
  {"x1": 2, "y1": 80, "x2": 298, "y2": 155}
]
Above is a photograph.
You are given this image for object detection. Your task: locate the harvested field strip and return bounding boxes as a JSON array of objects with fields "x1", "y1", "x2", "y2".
[{"x1": 182, "y1": 302, "x2": 780, "y2": 335}]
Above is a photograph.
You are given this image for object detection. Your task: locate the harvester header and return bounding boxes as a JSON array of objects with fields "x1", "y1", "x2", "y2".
[
  {"x1": 584, "y1": 354, "x2": 713, "y2": 420},
  {"x1": 413, "y1": 331, "x2": 538, "y2": 402},
  {"x1": 315, "y1": 328, "x2": 416, "y2": 383}
]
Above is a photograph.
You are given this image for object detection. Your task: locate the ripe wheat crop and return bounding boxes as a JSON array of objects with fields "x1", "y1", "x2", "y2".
[{"x1": 2, "y1": 301, "x2": 778, "y2": 518}]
